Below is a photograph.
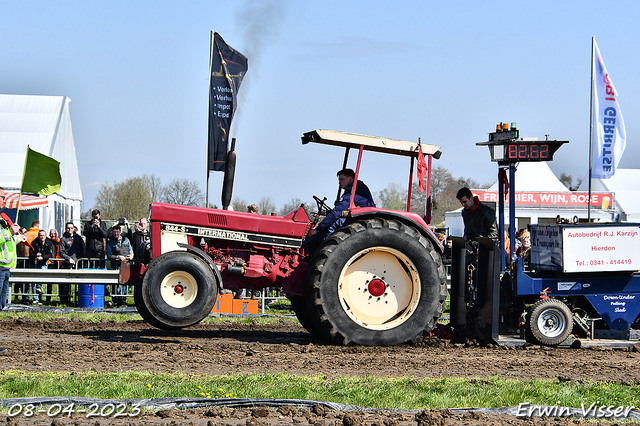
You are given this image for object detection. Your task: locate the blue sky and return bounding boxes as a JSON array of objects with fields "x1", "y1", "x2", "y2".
[{"x1": 2, "y1": 0, "x2": 639, "y2": 213}]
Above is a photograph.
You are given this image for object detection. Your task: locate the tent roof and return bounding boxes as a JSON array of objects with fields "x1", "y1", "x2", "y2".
[
  {"x1": 580, "y1": 169, "x2": 640, "y2": 221},
  {"x1": 1, "y1": 193, "x2": 49, "y2": 210},
  {"x1": 0, "y1": 94, "x2": 82, "y2": 202},
  {"x1": 488, "y1": 162, "x2": 570, "y2": 193}
]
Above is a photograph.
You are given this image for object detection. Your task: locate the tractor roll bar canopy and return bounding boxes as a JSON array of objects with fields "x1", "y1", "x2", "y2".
[
  {"x1": 302, "y1": 129, "x2": 441, "y2": 215},
  {"x1": 302, "y1": 129, "x2": 441, "y2": 158}
]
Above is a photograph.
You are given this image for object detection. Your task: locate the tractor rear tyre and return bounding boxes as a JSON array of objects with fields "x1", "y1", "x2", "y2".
[
  {"x1": 290, "y1": 295, "x2": 322, "y2": 338},
  {"x1": 306, "y1": 218, "x2": 447, "y2": 346},
  {"x1": 138, "y1": 251, "x2": 218, "y2": 330},
  {"x1": 526, "y1": 298, "x2": 573, "y2": 346}
]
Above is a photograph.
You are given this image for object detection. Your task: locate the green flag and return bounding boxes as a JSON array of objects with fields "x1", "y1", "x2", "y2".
[{"x1": 21, "y1": 146, "x2": 62, "y2": 196}]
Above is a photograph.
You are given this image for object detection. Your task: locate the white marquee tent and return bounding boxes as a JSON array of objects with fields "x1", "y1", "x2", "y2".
[
  {"x1": 487, "y1": 162, "x2": 570, "y2": 193},
  {"x1": 580, "y1": 169, "x2": 640, "y2": 222},
  {"x1": 0, "y1": 94, "x2": 83, "y2": 232}
]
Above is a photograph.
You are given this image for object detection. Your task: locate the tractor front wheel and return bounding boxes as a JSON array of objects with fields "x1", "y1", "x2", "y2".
[
  {"x1": 137, "y1": 251, "x2": 218, "y2": 330},
  {"x1": 527, "y1": 298, "x2": 573, "y2": 346}
]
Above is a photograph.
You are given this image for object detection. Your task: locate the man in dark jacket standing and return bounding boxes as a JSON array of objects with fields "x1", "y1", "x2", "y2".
[
  {"x1": 126, "y1": 218, "x2": 149, "y2": 260},
  {"x1": 83, "y1": 209, "x2": 107, "y2": 268},
  {"x1": 106, "y1": 225, "x2": 133, "y2": 306},
  {"x1": 456, "y1": 187, "x2": 498, "y2": 241},
  {"x1": 28, "y1": 230, "x2": 55, "y2": 304},
  {"x1": 59, "y1": 222, "x2": 85, "y2": 305}
]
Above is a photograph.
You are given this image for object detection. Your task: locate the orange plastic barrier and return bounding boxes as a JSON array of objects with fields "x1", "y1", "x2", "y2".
[
  {"x1": 211, "y1": 294, "x2": 258, "y2": 314},
  {"x1": 232, "y1": 298, "x2": 258, "y2": 315},
  {"x1": 211, "y1": 293, "x2": 233, "y2": 313}
]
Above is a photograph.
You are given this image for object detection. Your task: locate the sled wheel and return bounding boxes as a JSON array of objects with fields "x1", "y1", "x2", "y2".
[
  {"x1": 139, "y1": 251, "x2": 218, "y2": 330},
  {"x1": 307, "y1": 218, "x2": 447, "y2": 346},
  {"x1": 527, "y1": 298, "x2": 573, "y2": 346}
]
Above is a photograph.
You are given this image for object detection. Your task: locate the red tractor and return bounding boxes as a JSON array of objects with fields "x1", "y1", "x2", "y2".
[{"x1": 133, "y1": 130, "x2": 447, "y2": 346}]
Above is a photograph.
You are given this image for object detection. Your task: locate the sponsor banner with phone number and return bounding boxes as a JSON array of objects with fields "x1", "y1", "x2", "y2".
[{"x1": 562, "y1": 226, "x2": 640, "y2": 272}]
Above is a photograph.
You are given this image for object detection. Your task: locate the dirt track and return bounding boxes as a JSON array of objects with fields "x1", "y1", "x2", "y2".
[{"x1": 1, "y1": 315, "x2": 639, "y2": 425}]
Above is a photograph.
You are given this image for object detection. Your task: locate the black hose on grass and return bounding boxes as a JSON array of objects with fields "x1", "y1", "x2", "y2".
[{"x1": 0, "y1": 397, "x2": 638, "y2": 420}]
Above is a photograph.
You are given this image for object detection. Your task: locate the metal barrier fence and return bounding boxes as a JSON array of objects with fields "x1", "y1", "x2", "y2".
[
  {"x1": 253, "y1": 288, "x2": 288, "y2": 315},
  {"x1": 8, "y1": 257, "x2": 122, "y2": 307},
  {"x1": 8, "y1": 258, "x2": 288, "y2": 312},
  {"x1": 14, "y1": 257, "x2": 109, "y2": 269}
]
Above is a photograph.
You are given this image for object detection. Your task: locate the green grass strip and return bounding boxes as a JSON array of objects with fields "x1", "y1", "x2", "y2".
[
  {"x1": 0, "y1": 371, "x2": 637, "y2": 411},
  {"x1": 0, "y1": 311, "x2": 298, "y2": 325}
]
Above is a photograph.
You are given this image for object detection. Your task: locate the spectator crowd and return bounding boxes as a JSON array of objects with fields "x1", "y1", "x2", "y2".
[{"x1": 9, "y1": 210, "x2": 149, "y2": 307}]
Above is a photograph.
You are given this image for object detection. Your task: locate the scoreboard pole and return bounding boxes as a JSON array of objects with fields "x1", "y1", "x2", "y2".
[
  {"x1": 477, "y1": 123, "x2": 568, "y2": 274},
  {"x1": 509, "y1": 164, "x2": 516, "y2": 264},
  {"x1": 497, "y1": 163, "x2": 517, "y2": 271},
  {"x1": 498, "y1": 166, "x2": 505, "y2": 270}
]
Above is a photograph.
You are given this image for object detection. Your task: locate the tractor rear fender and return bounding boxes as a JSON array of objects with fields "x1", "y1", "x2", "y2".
[
  {"x1": 347, "y1": 208, "x2": 444, "y2": 254},
  {"x1": 176, "y1": 242, "x2": 225, "y2": 289}
]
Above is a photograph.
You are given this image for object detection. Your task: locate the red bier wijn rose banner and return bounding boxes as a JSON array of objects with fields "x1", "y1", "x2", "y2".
[{"x1": 474, "y1": 190, "x2": 613, "y2": 210}]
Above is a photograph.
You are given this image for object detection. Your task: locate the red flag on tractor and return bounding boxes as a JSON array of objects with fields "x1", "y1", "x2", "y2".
[{"x1": 417, "y1": 143, "x2": 428, "y2": 193}]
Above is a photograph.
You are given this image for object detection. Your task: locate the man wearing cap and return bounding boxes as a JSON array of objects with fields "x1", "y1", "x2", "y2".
[{"x1": 0, "y1": 187, "x2": 27, "y2": 352}]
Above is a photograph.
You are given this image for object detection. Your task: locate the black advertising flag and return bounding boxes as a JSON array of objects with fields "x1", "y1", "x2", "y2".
[{"x1": 208, "y1": 32, "x2": 248, "y2": 172}]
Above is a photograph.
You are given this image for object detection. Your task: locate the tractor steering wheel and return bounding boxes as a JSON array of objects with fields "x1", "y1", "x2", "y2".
[{"x1": 313, "y1": 195, "x2": 332, "y2": 218}]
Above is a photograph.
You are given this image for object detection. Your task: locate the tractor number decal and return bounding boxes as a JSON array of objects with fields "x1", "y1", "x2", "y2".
[{"x1": 160, "y1": 222, "x2": 302, "y2": 248}]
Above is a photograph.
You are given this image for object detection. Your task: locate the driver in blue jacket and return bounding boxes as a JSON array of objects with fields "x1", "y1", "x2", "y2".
[{"x1": 303, "y1": 168, "x2": 375, "y2": 254}]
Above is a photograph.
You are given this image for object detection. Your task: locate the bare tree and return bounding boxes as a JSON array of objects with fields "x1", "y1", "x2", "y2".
[
  {"x1": 94, "y1": 183, "x2": 117, "y2": 219},
  {"x1": 231, "y1": 197, "x2": 248, "y2": 212},
  {"x1": 162, "y1": 179, "x2": 204, "y2": 206},
  {"x1": 574, "y1": 176, "x2": 583, "y2": 190},
  {"x1": 407, "y1": 166, "x2": 489, "y2": 227},
  {"x1": 409, "y1": 182, "x2": 427, "y2": 218},
  {"x1": 430, "y1": 167, "x2": 453, "y2": 207},
  {"x1": 378, "y1": 182, "x2": 407, "y2": 211},
  {"x1": 412, "y1": 166, "x2": 459, "y2": 225},
  {"x1": 278, "y1": 198, "x2": 309, "y2": 216},
  {"x1": 558, "y1": 173, "x2": 580, "y2": 190},
  {"x1": 147, "y1": 174, "x2": 164, "y2": 203},
  {"x1": 94, "y1": 174, "x2": 162, "y2": 220},
  {"x1": 257, "y1": 196, "x2": 277, "y2": 215}
]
